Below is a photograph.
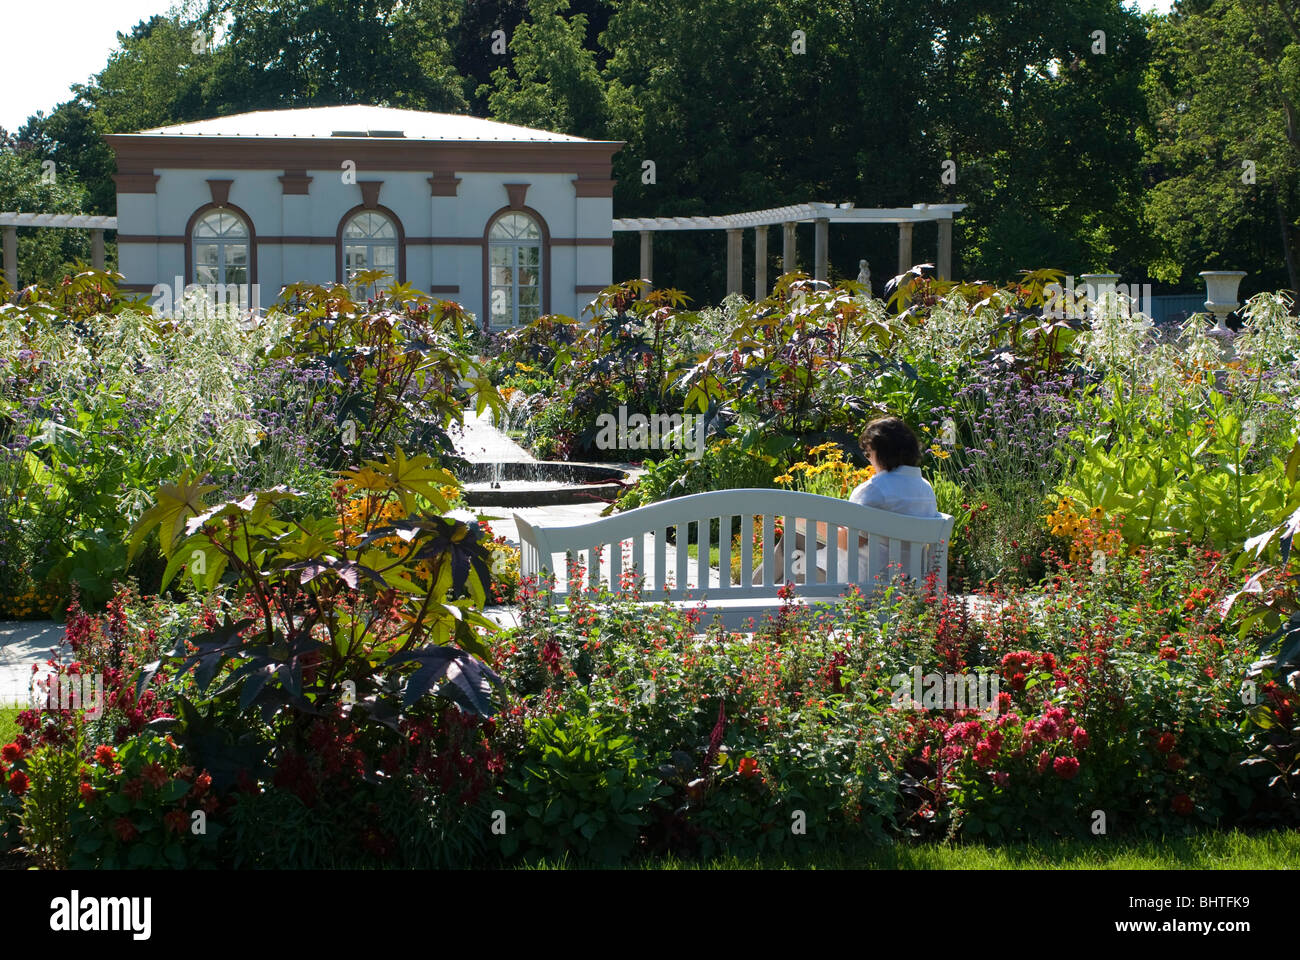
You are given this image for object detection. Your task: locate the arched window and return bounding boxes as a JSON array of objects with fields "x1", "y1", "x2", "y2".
[
  {"x1": 192, "y1": 210, "x2": 249, "y2": 286},
  {"x1": 488, "y1": 212, "x2": 543, "y2": 327},
  {"x1": 342, "y1": 211, "x2": 399, "y2": 294}
]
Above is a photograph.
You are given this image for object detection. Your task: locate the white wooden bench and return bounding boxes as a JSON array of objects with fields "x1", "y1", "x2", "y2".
[{"x1": 515, "y1": 488, "x2": 954, "y2": 631}]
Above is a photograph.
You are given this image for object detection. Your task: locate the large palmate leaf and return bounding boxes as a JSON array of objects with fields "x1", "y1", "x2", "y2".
[
  {"x1": 341, "y1": 447, "x2": 456, "y2": 514},
  {"x1": 127, "y1": 472, "x2": 219, "y2": 561},
  {"x1": 389, "y1": 646, "x2": 503, "y2": 716}
]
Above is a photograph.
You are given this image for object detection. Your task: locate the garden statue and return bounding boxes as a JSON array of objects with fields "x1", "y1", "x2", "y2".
[{"x1": 857, "y1": 259, "x2": 872, "y2": 294}]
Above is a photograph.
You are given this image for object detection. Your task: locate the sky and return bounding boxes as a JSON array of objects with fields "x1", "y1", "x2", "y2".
[{"x1": 0, "y1": 0, "x2": 1179, "y2": 135}]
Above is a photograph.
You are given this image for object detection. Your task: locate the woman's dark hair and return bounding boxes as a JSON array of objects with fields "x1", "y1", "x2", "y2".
[{"x1": 860, "y1": 417, "x2": 922, "y2": 471}]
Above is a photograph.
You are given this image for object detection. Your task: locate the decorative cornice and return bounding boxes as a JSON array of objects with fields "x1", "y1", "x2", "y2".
[
  {"x1": 112, "y1": 173, "x2": 161, "y2": 194},
  {"x1": 573, "y1": 177, "x2": 616, "y2": 198},
  {"x1": 279, "y1": 170, "x2": 313, "y2": 195},
  {"x1": 504, "y1": 183, "x2": 530, "y2": 210},
  {"x1": 428, "y1": 172, "x2": 461, "y2": 197},
  {"x1": 206, "y1": 179, "x2": 233, "y2": 206},
  {"x1": 105, "y1": 135, "x2": 621, "y2": 177},
  {"x1": 359, "y1": 181, "x2": 383, "y2": 209}
]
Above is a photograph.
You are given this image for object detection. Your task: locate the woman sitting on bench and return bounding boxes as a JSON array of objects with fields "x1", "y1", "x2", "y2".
[{"x1": 761, "y1": 417, "x2": 939, "y2": 584}]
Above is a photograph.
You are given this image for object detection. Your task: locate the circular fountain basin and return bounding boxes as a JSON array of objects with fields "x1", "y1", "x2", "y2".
[{"x1": 461, "y1": 461, "x2": 631, "y2": 507}]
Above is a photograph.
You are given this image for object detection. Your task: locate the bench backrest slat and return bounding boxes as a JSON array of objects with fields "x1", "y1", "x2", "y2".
[{"x1": 516, "y1": 488, "x2": 952, "y2": 603}]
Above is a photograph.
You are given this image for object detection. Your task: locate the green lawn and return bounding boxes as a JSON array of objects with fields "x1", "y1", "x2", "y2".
[
  {"x1": 0, "y1": 706, "x2": 20, "y2": 745},
  {"x1": 522, "y1": 830, "x2": 1300, "y2": 869}
]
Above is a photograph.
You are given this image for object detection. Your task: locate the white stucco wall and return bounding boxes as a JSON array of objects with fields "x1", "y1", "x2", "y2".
[{"x1": 116, "y1": 164, "x2": 613, "y2": 324}]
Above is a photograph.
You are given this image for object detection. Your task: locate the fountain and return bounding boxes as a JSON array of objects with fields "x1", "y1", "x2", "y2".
[{"x1": 460, "y1": 461, "x2": 632, "y2": 507}]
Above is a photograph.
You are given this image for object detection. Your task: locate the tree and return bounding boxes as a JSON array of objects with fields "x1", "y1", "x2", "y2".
[
  {"x1": 200, "y1": 0, "x2": 470, "y2": 111},
  {"x1": 1144, "y1": 0, "x2": 1300, "y2": 294},
  {"x1": 0, "y1": 150, "x2": 92, "y2": 288},
  {"x1": 483, "y1": 0, "x2": 609, "y2": 138}
]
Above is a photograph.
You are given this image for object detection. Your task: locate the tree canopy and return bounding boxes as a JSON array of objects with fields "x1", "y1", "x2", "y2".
[{"x1": 1, "y1": 0, "x2": 1292, "y2": 299}]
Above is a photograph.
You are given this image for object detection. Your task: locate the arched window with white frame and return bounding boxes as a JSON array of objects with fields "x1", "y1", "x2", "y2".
[
  {"x1": 488, "y1": 212, "x2": 543, "y2": 327},
  {"x1": 341, "y1": 210, "x2": 399, "y2": 295},
  {"x1": 192, "y1": 210, "x2": 250, "y2": 287}
]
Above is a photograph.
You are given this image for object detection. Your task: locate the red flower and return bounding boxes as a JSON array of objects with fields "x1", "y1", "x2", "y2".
[
  {"x1": 8, "y1": 770, "x2": 29, "y2": 795},
  {"x1": 1166, "y1": 752, "x2": 1186, "y2": 771},
  {"x1": 1155, "y1": 732, "x2": 1176, "y2": 754},
  {"x1": 79, "y1": 781, "x2": 95, "y2": 802},
  {"x1": 540, "y1": 639, "x2": 563, "y2": 676},
  {"x1": 1053, "y1": 756, "x2": 1080, "y2": 780},
  {"x1": 1171, "y1": 793, "x2": 1194, "y2": 816},
  {"x1": 1071, "y1": 727, "x2": 1089, "y2": 750},
  {"x1": 123, "y1": 778, "x2": 145, "y2": 803},
  {"x1": 141, "y1": 762, "x2": 169, "y2": 790},
  {"x1": 991, "y1": 771, "x2": 1010, "y2": 787},
  {"x1": 1036, "y1": 750, "x2": 1051, "y2": 774},
  {"x1": 163, "y1": 810, "x2": 188, "y2": 835},
  {"x1": 1, "y1": 743, "x2": 21, "y2": 763},
  {"x1": 93, "y1": 744, "x2": 115, "y2": 765},
  {"x1": 737, "y1": 757, "x2": 761, "y2": 778},
  {"x1": 1159, "y1": 646, "x2": 1177, "y2": 660},
  {"x1": 112, "y1": 817, "x2": 138, "y2": 842},
  {"x1": 973, "y1": 740, "x2": 998, "y2": 768},
  {"x1": 191, "y1": 771, "x2": 213, "y2": 799}
]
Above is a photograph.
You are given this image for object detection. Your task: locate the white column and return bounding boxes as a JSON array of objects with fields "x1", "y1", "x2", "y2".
[
  {"x1": 639, "y1": 230, "x2": 653, "y2": 296},
  {"x1": 897, "y1": 222, "x2": 914, "y2": 275},
  {"x1": 726, "y1": 228, "x2": 743, "y2": 295},
  {"x1": 783, "y1": 221, "x2": 797, "y2": 276},
  {"x1": 3, "y1": 226, "x2": 16, "y2": 289},
  {"x1": 754, "y1": 225, "x2": 768, "y2": 300},
  {"x1": 937, "y1": 218, "x2": 952, "y2": 280},
  {"x1": 814, "y1": 218, "x2": 829, "y2": 281}
]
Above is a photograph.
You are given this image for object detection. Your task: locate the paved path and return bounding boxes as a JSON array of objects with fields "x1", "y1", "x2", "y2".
[{"x1": 0, "y1": 620, "x2": 67, "y2": 708}]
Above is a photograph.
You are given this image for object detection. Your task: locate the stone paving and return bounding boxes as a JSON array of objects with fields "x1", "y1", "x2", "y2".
[{"x1": 0, "y1": 620, "x2": 67, "y2": 708}]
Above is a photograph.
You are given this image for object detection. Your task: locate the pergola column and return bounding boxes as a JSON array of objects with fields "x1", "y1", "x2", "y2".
[
  {"x1": 726, "y1": 228, "x2": 743, "y2": 295},
  {"x1": 937, "y1": 218, "x2": 952, "y2": 280},
  {"x1": 639, "y1": 230, "x2": 653, "y2": 297},
  {"x1": 91, "y1": 229, "x2": 105, "y2": 271},
  {"x1": 754, "y1": 225, "x2": 768, "y2": 300},
  {"x1": 813, "y1": 217, "x2": 829, "y2": 281},
  {"x1": 897, "y1": 222, "x2": 914, "y2": 275},
  {"x1": 2, "y1": 226, "x2": 15, "y2": 289},
  {"x1": 782, "y1": 222, "x2": 797, "y2": 276}
]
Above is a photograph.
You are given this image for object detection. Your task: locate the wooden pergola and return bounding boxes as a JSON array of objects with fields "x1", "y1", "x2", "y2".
[
  {"x1": 613, "y1": 202, "x2": 967, "y2": 299},
  {"x1": 0, "y1": 213, "x2": 117, "y2": 288}
]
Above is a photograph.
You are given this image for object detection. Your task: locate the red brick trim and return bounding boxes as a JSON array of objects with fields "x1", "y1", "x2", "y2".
[
  {"x1": 206, "y1": 179, "x2": 233, "y2": 206},
  {"x1": 572, "y1": 177, "x2": 616, "y2": 197},
  {"x1": 504, "y1": 183, "x2": 530, "y2": 210},
  {"x1": 279, "y1": 170, "x2": 313, "y2": 195},
  {"x1": 112, "y1": 172, "x2": 161, "y2": 193}
]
